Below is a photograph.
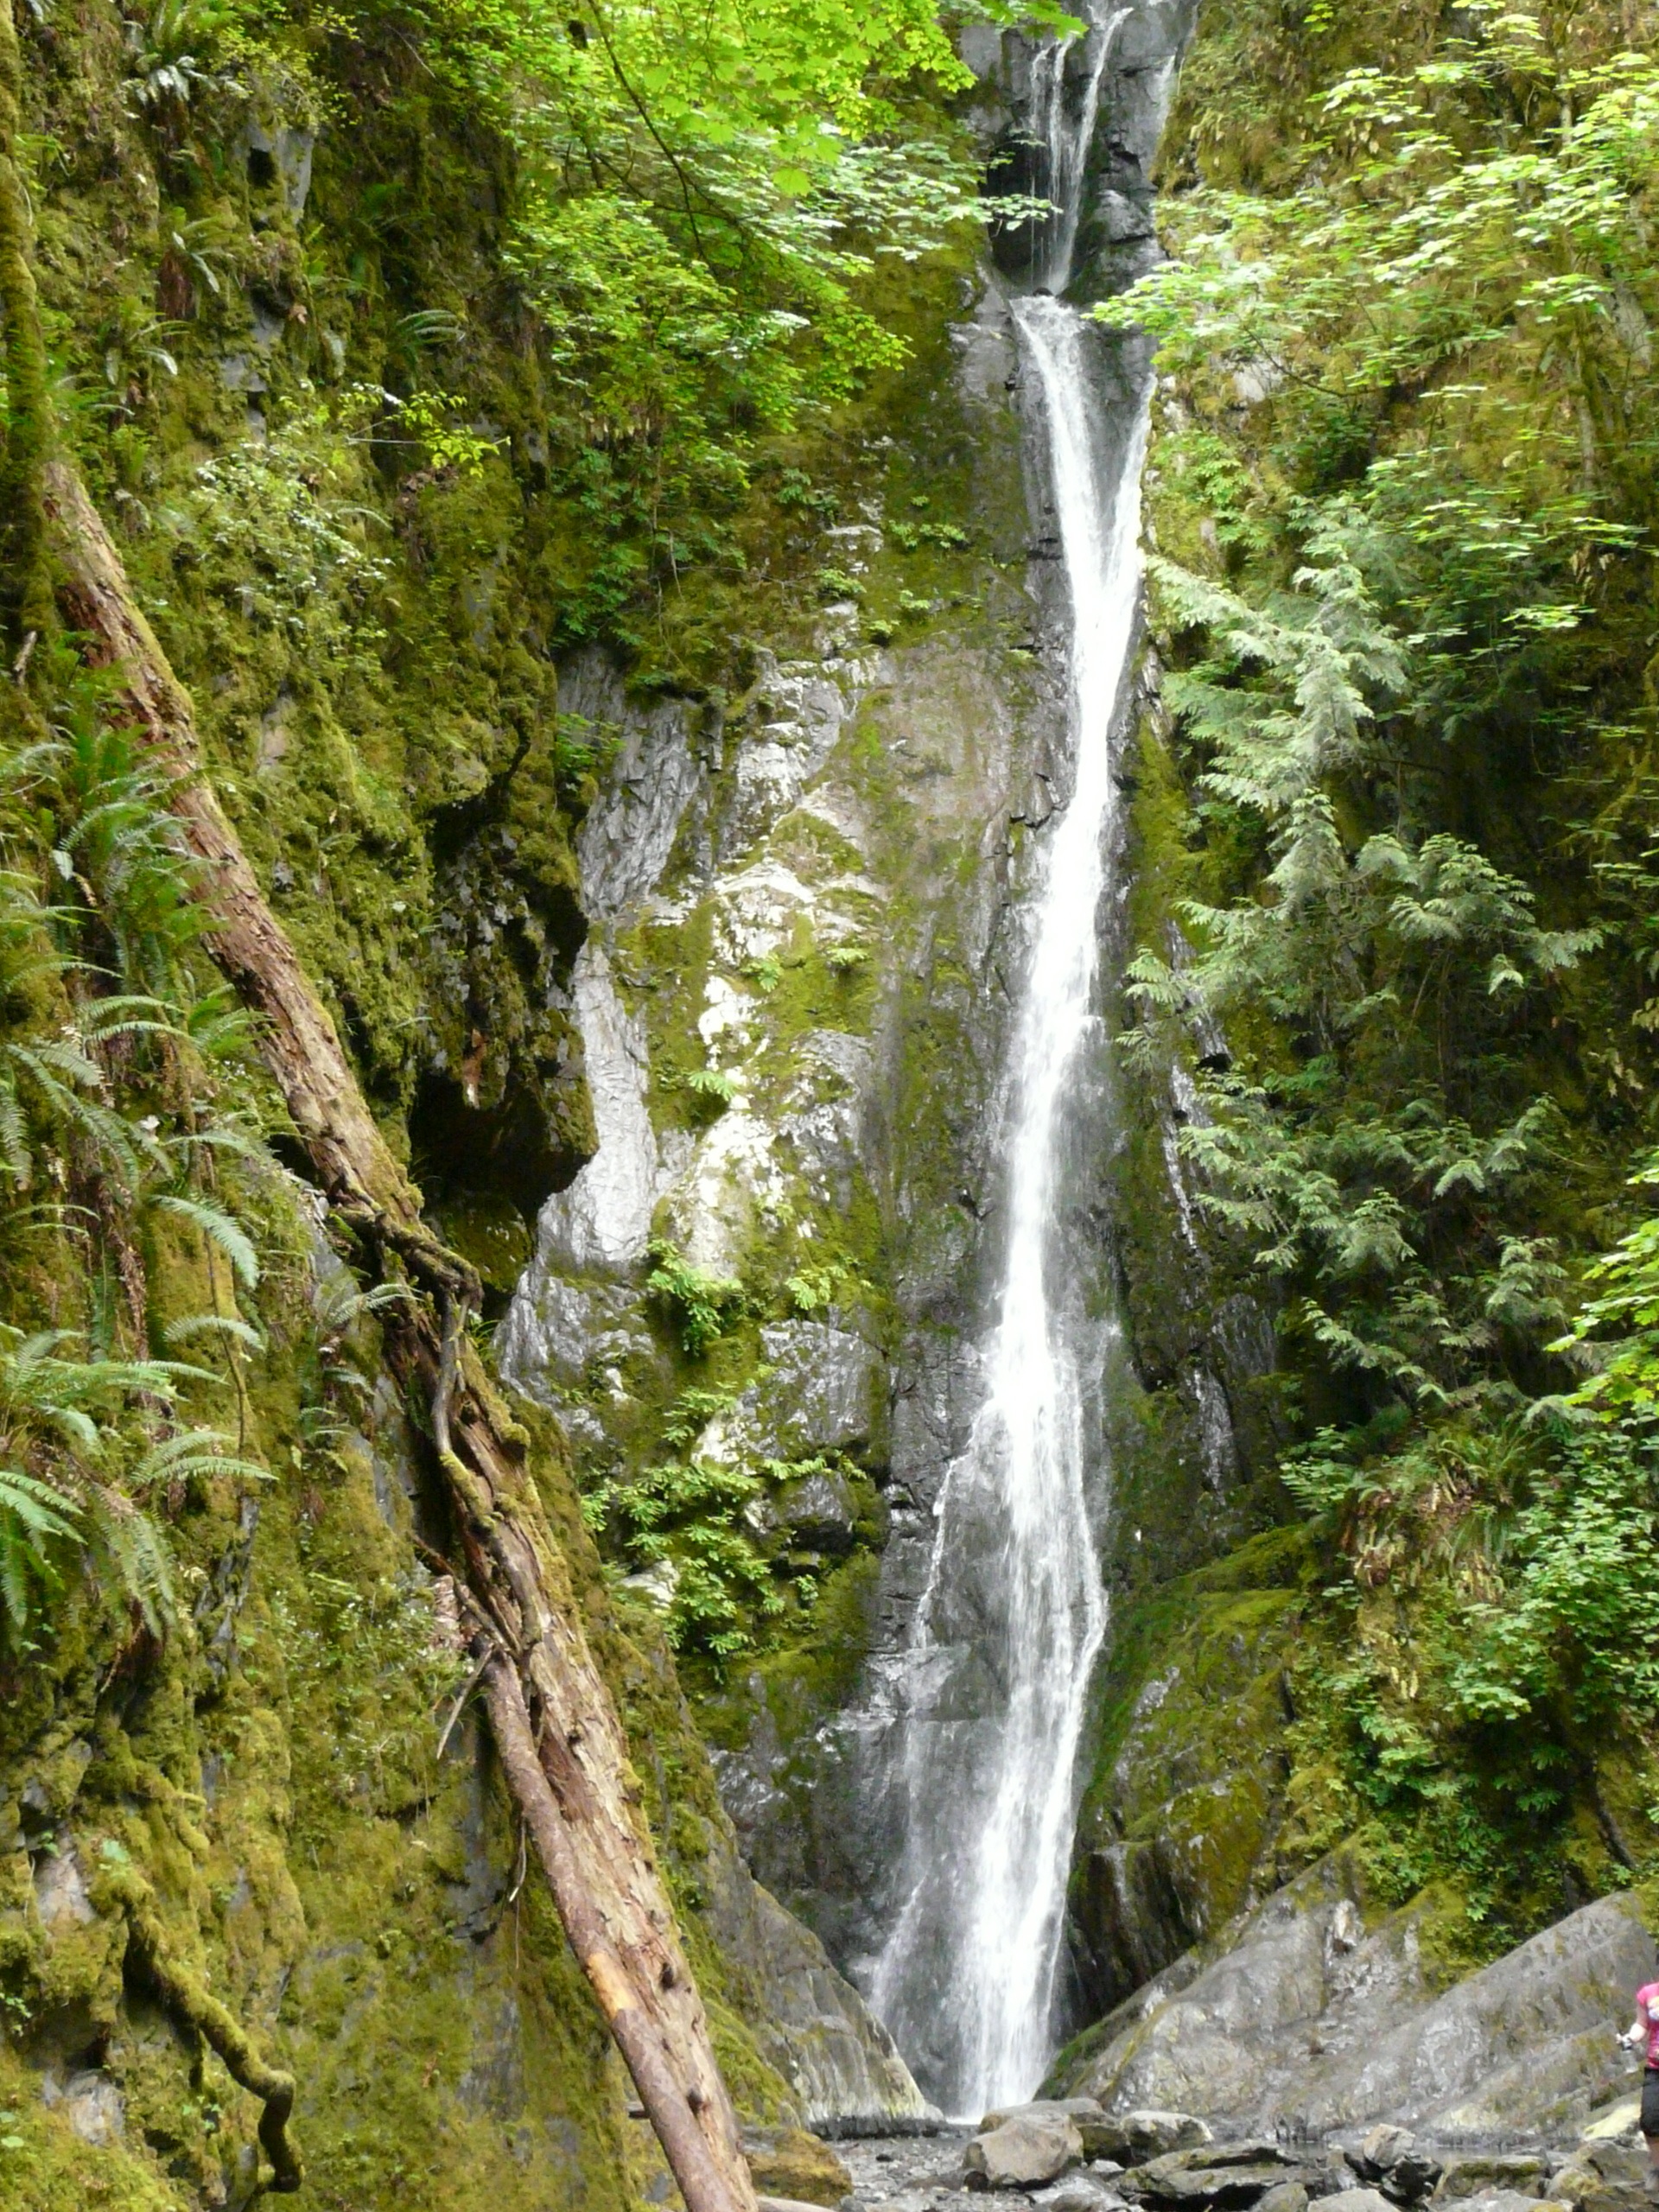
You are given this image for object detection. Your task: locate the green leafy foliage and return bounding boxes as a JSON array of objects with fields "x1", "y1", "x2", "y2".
[
  {"x1": 0, "y1": 669, "x2": 272, "y2": 1645},
  {"x1": 645, "y1": 1236, "x2": 745, "y2": 1355},
  {"x1": 583, "y1": 1451, "x2": 783, "y2": 1661},
  {"x1": 397, "y1": 0, "x2": 993, "y2": 592},
  {"x1": 1112, "y1": 0, "x2": 1659, "y2": 1925}
]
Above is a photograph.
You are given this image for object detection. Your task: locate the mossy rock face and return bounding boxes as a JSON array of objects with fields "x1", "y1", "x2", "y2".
[
  {"x1": 0, "y1": 1343, "x2": 643, "y2": 2209},
  {"x1": 743, "y1": 2123, "x2": 854, "y2": 2203},
  {"x1": 1064, "y1": 1529, "x2": 1313, "y2": 2024}
]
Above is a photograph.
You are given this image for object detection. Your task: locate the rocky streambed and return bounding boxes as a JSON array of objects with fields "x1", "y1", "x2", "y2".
[{"x1": 780, "y1": 2101, "x2": 1659, "y2": 2212}]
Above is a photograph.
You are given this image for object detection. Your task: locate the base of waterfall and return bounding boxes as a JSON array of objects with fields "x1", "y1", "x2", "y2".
[
  {"x1": 833, "y1": 1866, "x2": 1659, "y2": 2212},
  {"x1": 830, "y1": 2105, "x2": 1656, "y2": 2212}
]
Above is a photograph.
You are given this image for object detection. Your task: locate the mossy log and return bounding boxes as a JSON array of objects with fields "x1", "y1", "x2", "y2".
[{"x1": 41, "y1": 456, "x2": 759, "y2": 2212}]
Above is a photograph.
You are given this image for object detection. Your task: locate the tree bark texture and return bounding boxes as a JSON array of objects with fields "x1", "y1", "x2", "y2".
[{"x1": 41, "y1": 456, "x2": 759, "y2": 2212}]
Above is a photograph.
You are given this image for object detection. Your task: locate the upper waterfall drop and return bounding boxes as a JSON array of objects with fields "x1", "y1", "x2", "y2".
[
  {"x1": 866, "y1": 0, "x2": 1159, "y2": 2119},
  {"x1": 1025, "y1": 5, "x2": 1128, "y2": 296}
]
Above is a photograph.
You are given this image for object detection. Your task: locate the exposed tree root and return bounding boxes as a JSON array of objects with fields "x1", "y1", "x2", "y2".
[{"x1": 104, "y1": 1866, "x2": 302, "y2": 2196}]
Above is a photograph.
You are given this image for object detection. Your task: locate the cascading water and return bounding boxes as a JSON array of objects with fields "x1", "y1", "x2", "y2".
[
  {"x1": 1023, "y1": 6, "x2": 1126, "y2": 295},
  {"x1": 868, "y1": 1, "x2": 1157, "y2": 2122}
]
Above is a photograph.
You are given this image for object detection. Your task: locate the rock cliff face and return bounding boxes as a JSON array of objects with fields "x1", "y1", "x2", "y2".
[{"x1": 493, "y1": 0, "x2": 1294, "y2": 2065}]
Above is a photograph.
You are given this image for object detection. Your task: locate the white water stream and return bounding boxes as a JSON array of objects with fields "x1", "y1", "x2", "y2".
[{"x1": 868, "y1": 3, "x2": 1154, "y2": 2120}]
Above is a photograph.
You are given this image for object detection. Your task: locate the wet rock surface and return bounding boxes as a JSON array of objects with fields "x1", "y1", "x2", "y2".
[
  {"x1": 1054, "y1": 1865, "x2": 1651, "y2": 2145},
  {"x1": 746, "y1": 2125, "x2": 857, "y2": 2205}
]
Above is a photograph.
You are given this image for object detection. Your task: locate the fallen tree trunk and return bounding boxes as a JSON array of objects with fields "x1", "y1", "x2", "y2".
[{"x1": 42, "y1": 456, "x2": 758, "y2": 2212}]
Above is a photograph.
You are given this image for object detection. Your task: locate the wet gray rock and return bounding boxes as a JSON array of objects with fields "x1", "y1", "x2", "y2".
[
  {"x1": 512, "y1": 941, "x2": 660, "y2": 1280},
  {"x1": 1062, "y1": 1862, "x2": 1649, "y2": 2142},
  {"x1": 1547, "y1": 2140, "x2": 1648, "y2": 2212},
  {"x1": 41, "y1": 2066, "x2": 124, "y2": 2146},
  {"x1": 1310, "y1": 2194, "x2": 1395, "y2": 2212},
  {"x1": 721, "y1": 1322, "x2": 882, "y2": 1464},
  {"x1": 1458, "y1": 2196, "x2": 1561, "y2": 2212},
  {"x1": 769, "y1": 1468, "x2": 861, "y2": 1555},
  {"x1": 1351, "y1": 2131, "x2": 1418, "y2": 2183},
  {"x1": 1256, "y1": 2187, "x2": 1308, "y2": 2212},
  {"x1": 720, "y1": 655, "x2": 852, "y2": 862},
  {"x1": 1341, "y1": 2127, "x2": 1440, "y2": 2204},
  {"x1": 966, "y1": 2112, "x2": 1084, "y2": 2188},
  {"x1": 697, "y1": 1827, "x2": 931, "y2": 2134},
  {"x1": 1124, "y1": 2149, "x2": 1325, "y2": 2211},
  {"x1": 566, "y1": 650, "x2": 705, "y2": 923},
  {"x1": 1045, "y1": 2179, "x2": 1131, "y2": 2212},
  {"x1": 496, "y1": 1273, "x2": 649, "y2": 1396}
]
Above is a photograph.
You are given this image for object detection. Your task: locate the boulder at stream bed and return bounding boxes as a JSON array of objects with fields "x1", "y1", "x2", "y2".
[
  {"x1": 746, "y1": 2126, "x2": 856, "y2": 2205},
  {"x1": 966, "y1": 2113, "x2": 1086, "y2": 2188}
]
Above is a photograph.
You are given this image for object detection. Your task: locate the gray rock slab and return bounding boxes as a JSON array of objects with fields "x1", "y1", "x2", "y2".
[
  {"x1": 1256, "y1": 2190, "x2": 1307, "y2": 2212},
  {"x1": 1353, "y1": 2130, "x2": 1418, "y2": 2180},
  {"x1": 719, "y1": 1320, "x2": 881, "y2": 1463},
  {"x1": 1043, "y1": 2182, "x2": 1129, "y2": 2212},
  {"x1": 697, "y1": 1833, "x2": 931, "y2": 2134},
  {"x1": 1434, "y1": 2160, "x2": 1548, "y2": 2201},
  {"x1": 1460, "y1": 2196, "x2": 1566, "y2": 2212},
  {"x1": 1068, "y1": 1859, "x2": 1650, "y2": 2142}
]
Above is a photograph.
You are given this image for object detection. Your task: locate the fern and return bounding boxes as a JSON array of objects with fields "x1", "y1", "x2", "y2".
[
  {"x1": 151, "y1": 1192, "x2": 260, "y2": 1290},
  {"x1": 164, "y1": 1312, "x2": 266, "y2": 1354},
  {"x1": 87, "y1": 1485, "x2": 176, "y2": 1637},
  {"x1": 645, "y1": 1239, "x2": 744, "y2": 1357},
  {"x1": 0, "y1": 1466, "x2": 81, "y2": 1631},
  {"x1": 128, "y1": 1429, "x2": 269, "y2": 1489}
]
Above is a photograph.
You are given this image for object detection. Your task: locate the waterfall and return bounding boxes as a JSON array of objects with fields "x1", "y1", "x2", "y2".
[
  {"x1": 868, "y1": 1, "x2": 1155, "y2": 2123},
  {"x1": 1025, "y1": 7, "x2": 1127, "y2": 295}
]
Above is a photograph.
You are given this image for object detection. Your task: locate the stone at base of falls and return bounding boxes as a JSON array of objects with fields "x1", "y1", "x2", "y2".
[
  {"x1": 1056, "y1": 1857, "x2": 1651, "y2": 2140},
  {"x1": 1042, "y1": 2175, "x2": 1133, "y2": 2212},
  {"x1": 1580, "y1": 2100, "x2": 1643, "y2": 2144},
  {"x1": 979, "y1": 2103, "x2": 1211, "y2": 2169},
  {"x1": 1093, "y1": 2116, "x2": 1217, "y2": 2166},
  {"x1": 1433, "y1": 2160, "x2": 1549, "y2": 2201},
  {"x1": 1121, "y1": 2146, "x2": 1346, "y2": 2210},
  {"x1": 1353, "y1": 2134, "x2": 1422, "y2": 2185},
  {"x1": 746, "y1": 2127, "x2": 856, "y2": 2205},
  {"x1": 1311, "y1": 2192, "x2": 1403, "y2": 2212},
  {"x1": 1344, "y1": 2129, "x2": 1440, "y2": 2205},
  {"x1": 1255, "y1": 2185, "x2": 1308, "y2": 2212},
  {"x1": 1546, "y1": 2142, "x2": 1651, "y2": 2212},
  {"x1": 965, "y1": 2114, "x2": 1086, "y2": 2189},
  {"x1": 1457, "y1": 2197, "x2": 1572, "y2": 2212}
]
